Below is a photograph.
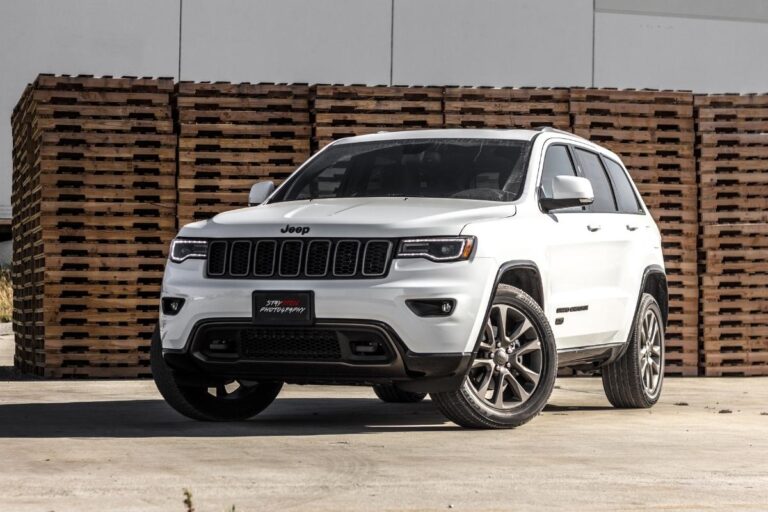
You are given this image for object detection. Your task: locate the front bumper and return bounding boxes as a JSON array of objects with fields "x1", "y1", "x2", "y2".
[
  {"x1": 160, "y1": 256, "x2": 498, "y2": 355},
  {"x1": 163, "y1": 318, "x2": 472, "y2": 392},
  {"x1": 159, "y1": 256, "x2": 497, "y2": 391}
]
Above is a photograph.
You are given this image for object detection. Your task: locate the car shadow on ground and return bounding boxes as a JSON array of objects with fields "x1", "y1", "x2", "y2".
[{"x1": 0, "y1": 395, "x2": 614, "y2": 438}]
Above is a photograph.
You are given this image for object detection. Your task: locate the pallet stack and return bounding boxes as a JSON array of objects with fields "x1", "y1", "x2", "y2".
[
  {"x1": 444, "y1": 87, "x2": 570, "y2": 130},
  {"x1": 176, "y1": 82, "x2": 311, "y2": 225},
  {"x1": 311, "y1": 85, "x2": 443, "y2": 151},
  {"x1": 570, "y1": 88, "x2": 698, "y2": 375},
  {"x1": 696, "y1": 94, "x2": 768, "y2": 376},
  {"x1": 10, "y1": 74, "x2": 177, "y2": 377}
]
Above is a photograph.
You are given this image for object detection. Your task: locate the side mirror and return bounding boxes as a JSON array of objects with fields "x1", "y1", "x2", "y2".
[
  {"x1": 539, "y1": 175, "x2": 594, "y2": 212},
  {"x1": 249, "y1": 181, "x2": 275, "y2": 206}
]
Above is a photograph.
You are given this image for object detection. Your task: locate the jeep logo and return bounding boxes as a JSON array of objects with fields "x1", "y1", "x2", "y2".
[{"x1": 280, "y1": 224, "x2": 310, "y2": 235}]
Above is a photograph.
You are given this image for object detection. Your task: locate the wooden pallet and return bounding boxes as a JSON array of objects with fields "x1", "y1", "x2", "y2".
[
  {"x1": 695, "y1": 94, "x2": 768, "y2": 227},
  {"x1": 311, "y1": 85, "x2": 443, "y2": 150},
  {"x1": 699, "y1": 223, "x2": 768, "y2": 376},
  {"x1": 571, "y1": 88, "x2": 695, "y2": 186},
  {"x1": 11, "y1": 74, "x2": 176, "y2": 378},
  {"x1": 177, "y1": 82, "x2": 311, "y2": 225},
  {"x1": 443, "y1": 87, "x2": 569, "y2": 130}
]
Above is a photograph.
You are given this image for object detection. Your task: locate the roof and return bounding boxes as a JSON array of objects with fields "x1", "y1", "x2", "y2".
[{"x1": 334, "y1": 128, "x2": 541, "y2": 144}]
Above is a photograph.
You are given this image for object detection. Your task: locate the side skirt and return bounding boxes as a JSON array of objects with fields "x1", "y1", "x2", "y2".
[{"x1": 557, "y1": 343, "x2": 625, "y2": 369}]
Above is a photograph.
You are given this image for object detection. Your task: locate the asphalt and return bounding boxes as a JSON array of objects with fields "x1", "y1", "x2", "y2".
[{"x1": 0, "y1": 331, "x2": 767, "y2": 511}]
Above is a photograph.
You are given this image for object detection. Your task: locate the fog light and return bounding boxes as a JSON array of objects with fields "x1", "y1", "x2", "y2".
[
  {"x1": 406, "y1": 299, "x2": 456, "y2": 317},
  {"x1": 161, "y1": 297, "x2": 185, "y2": 316}
]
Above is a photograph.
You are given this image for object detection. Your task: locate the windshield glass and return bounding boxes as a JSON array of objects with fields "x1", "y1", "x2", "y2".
[{"x1": 271, "y1": 138, "x2": 532, "y2": 203}]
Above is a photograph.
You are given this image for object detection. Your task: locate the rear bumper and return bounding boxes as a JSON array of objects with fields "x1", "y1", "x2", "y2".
[{"x1": 163, "y1": 318, "x2": 471, "y2": 393}]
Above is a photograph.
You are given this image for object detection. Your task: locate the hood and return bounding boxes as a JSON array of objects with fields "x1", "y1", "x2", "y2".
[{"x1": 178, "y1": 197, "x2": 516, "y2": 238}]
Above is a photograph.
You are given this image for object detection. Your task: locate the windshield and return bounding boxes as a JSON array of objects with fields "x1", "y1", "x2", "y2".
[{"x1": 270, "y1": 138, "x2": 532, "y2": 203}]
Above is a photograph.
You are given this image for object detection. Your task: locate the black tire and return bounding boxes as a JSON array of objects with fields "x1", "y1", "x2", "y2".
[
  {"x1": 372, "y1": 384, "x2": 427, "y2": 403},
  {"x1": 150, "y1": 327, "x2": 282, "y2": 421},
  {"x1": 601, "y1": 293, "x2": 664, "y2": 408},
  {"x1": 431, "y1": 285, "x2": 557, "y2": 429}
]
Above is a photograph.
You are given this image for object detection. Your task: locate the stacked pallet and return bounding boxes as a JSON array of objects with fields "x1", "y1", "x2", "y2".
[
  {"x1": 176, "y1": 82, "x2": 311, "y2": 225},
  {"x1": 696, "y1": 94, "x2": 768, "y2": 376},
  {"x1": 311, "y1": 85, "x2": 443, "y2": 151},
  {"x1": 444, "y1": 87, "x2": 570, "y2": 130},
  {"x1": 570, "y1": 88, "x2": 698, "y2": 375},
  {"x1": 10, "y1": 74, "x2": 176, "y2": 378}
]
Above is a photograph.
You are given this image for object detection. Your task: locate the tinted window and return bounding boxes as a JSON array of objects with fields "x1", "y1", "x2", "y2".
[
  {"x1": 603, "y1": 158, "x2": 643, "y2": 214},
  {"x1": 574, "y1": 148, "x2": 617, "y2": 213},
  {"x1": 273, "y1": 138, "x2": 531, "y2": 203},
  {"x1": 540, "y1": 145, "x2": 577, "y2": 198}
]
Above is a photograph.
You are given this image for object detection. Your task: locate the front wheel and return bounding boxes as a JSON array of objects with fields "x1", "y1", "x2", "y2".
[
  {"x1": 431, "y1": 285, "x2": 557, "y2": 429},
  {"x1": 150, "y1": 327, "x2": 282, "y2": 421},
  {"x1": 601, "y1": 293, "x2": 665, "y2": 408}
]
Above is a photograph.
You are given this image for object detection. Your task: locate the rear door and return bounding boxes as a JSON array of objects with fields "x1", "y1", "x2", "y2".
[{"x1": 568, "y1": 147, "x2": 634, "y2": 344}]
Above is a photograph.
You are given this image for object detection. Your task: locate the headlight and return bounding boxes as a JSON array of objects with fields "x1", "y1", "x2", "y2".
[
  {"x1": 396, "y1": 237, "x2": 476, "y2": 262},
  {"x1": 170, "y1": 239, "x2": 208, "y2": 263}
]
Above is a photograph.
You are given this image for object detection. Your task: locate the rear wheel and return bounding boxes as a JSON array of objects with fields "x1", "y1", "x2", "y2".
[
  {"x1": 601, "y1": 293, "x2": 664, "y2": 408},
  {"x1": 150, "y1": 327, "x2": 282, "y2": 421},
  {"x1": 372, "y1": 384, "x2": 427, "y2": 403},
  {"x1": 431, "y1": 285, "x2": 557, "y2": 429}
]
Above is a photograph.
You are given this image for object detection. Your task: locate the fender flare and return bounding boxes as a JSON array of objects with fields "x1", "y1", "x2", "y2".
[
  {"x1": 606, "y1": 264, "x2": 667, "y2": 365},
  {"x1": 469, "y1": 260, "x2": 543, "y2": 357}
]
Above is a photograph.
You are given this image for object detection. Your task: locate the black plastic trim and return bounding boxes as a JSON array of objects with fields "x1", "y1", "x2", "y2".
[{"x1": 163, "y1": 318, "x2": 471, "y2": 392}]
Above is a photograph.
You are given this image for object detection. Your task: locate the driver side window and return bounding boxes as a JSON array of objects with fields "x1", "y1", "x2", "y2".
[{"x1": 540, "y1": 145, "x2": 577, "y2": 198}]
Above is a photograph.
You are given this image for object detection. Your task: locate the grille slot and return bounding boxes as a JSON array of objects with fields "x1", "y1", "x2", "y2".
[
  {"x1": 279, "y1": 241, "x2": 303, "y2": 277},
  {"x1": 362, "y1": 241, "x2": 392, "y2": 276},
  {"x1": 205, "y1": 238, "x2": 394, "y2": 279},
  {"x1": 240, "y1": 328, "x2": 342, "y2": 361},
  {"x1": 208, "y1": 241, "x2": 227, "y2": 275},
  {"x1": 253, "y1": 240, "x2": 277, "y2": 276},
  {"x1": 229, "y1": 241, "x2": 251, "y2": 276},
  {"x1": 334, "y1": 240, "x2": 360, "y2": 276},
  {"x1": 305, "y1": 240, "x2": 331, "y2": 276}
]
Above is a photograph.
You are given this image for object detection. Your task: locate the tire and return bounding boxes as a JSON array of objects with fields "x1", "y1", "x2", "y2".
[
  {"x1": 372, "y1": 384, "x2": 427, "y2": 403},
  {"x1": 431, "y1": 285, "x2": 557, "y2": 429},
  {"x1": 150, "y1": 327, "x2": 283, "y2": 421},
  {"x1": 601, "y1": 293, "x2": 664, "y2": 408}
]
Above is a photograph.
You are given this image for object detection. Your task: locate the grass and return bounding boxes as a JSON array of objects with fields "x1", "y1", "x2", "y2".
[{"x1": 0, "y1": 266, "x2": 11, "y2": 323}]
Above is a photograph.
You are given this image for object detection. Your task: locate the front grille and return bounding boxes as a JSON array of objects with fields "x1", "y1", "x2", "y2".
[
  {"x1": 206, "y1": 238, "x2": 394, "y2": 279},
  {"x1": 240, "y1": 328, "x2": 341, "y2": 360}
]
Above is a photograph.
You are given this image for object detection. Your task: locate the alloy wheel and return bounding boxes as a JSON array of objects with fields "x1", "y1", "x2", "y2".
[
  {"x1": 639, "y1": 309, "x2": 663, "y2": 395},
  {"x1": 468, "y1": 303, "x2": 544, "y2": 409}
]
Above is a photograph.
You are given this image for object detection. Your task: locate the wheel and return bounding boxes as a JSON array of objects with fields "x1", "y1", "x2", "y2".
[
  {"x1": 601, "y1": 293, "x2": 664, "y2": 408},
  {"x1": 150, "y1": 327, "x2": 283, "y2": 421},
  {"x1": 431, "y1": 285, "x2": 557, "y2": 429},
  {"x1": 372, "y1": 384, "x2": 427, "y2": 403}
]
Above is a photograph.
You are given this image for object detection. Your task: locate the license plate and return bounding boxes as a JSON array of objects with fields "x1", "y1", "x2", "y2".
[{"x1": 253, "y1": 291, "x2": 314, "y2": 325}]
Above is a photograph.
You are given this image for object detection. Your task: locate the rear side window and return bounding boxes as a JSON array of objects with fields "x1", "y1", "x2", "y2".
[
  {"x1": 540, "y1": 145, "x2": 577, "y2": 198},
  {"x1": 603, "y1": 157, "x2": 643, "y2": 214},
  {"x1": 574, "y1": 148, "x2": 617, "y2": 213}
]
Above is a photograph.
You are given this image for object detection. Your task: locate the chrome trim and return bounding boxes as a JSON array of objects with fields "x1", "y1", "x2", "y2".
[{"x1": 361, "y1": 240, "x2": 393, "y2": 277}]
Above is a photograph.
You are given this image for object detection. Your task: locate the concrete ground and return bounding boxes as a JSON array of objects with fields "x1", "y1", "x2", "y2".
[{"x1": 0, "y1": 331, "x2": 767, "y2": 511}]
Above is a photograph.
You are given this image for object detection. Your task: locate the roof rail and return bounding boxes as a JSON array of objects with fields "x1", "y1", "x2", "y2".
[{"x1": 537, "y1": 126, "x2": 589, "y2": 141}]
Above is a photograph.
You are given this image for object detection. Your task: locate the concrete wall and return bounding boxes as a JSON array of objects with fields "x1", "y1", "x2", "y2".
[{"x1": 2, "y1": 0, "x2": 768, "y2": 220}]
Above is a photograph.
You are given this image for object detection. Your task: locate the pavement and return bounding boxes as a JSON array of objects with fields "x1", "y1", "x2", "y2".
[{"x1": 0, "y1": 331, "x2": 767, "y2": 511}]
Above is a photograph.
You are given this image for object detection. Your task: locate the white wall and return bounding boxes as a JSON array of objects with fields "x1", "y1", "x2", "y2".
[
  {"x1": 0, "y1": 0, "x2": 179, "y2": 222},
  {"x1": 2, "y1": 0, "x2": 768, "y2": 219},
  {"x1": 180, "y1": 0, "x2": 392, "y2": 84},
  {"x1": 392, "y1": 0, "x2": 592, "y2": 87}
]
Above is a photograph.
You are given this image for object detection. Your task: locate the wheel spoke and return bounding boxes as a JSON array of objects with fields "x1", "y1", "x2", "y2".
[
  {"x1": 509, "y1": 317, "x2": 533, "y2": 344},
  {"x1": 505, "y1": 373, "x2": 530, "y2": 403},
  {"x1": 516, "y1": 339, "x2": 541, "y2": 356},
  {"x1": 512, "y1": 359, "x2": 540, "y2": 386},
  {"x1": 492, "y1": 369, "x2": 510, "y2": 407}
]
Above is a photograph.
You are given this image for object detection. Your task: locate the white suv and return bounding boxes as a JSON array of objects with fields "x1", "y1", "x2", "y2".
[{"x1": 151, "y1": 128, "x2": 667, "y2": 429}]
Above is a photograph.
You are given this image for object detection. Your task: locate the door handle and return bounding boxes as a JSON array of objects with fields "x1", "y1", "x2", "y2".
[
  {"x1": 626, "y1": 225, "x2": 639, "y2": 232},
  {"x1": 587, "y1": 224, "x2": 601, "y2": 232}
]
